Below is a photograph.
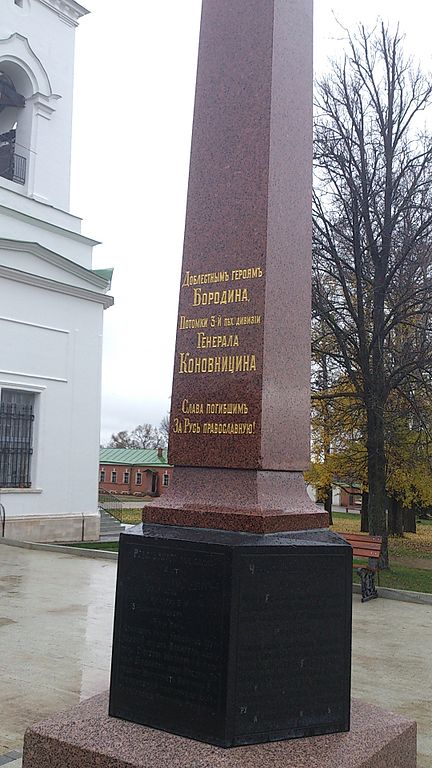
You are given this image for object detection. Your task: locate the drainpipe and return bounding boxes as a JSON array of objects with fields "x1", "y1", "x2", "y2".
[{"x1": 0, "y1": 502, "x2": 5, "y2": 538}]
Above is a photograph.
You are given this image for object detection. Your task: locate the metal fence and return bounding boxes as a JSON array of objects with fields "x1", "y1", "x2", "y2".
[
  {"x1": 0, "y1": 403, "x2": 34, "y2": 488},
  {"x1": 13, "y1": 153, "x2": 26, "y2": 185},
  {"x1": 98, "y1": 486, "x2": 124, "y2": 522}
]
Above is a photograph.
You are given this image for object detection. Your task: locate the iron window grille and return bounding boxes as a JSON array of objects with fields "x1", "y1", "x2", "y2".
[{"x1": 0, "y1": 399, "x2": 34, "y2": 488}]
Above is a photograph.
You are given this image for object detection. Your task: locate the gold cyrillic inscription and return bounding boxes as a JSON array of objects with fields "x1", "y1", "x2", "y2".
[{"x1": 178, "y1": 353, "x2": 257, "y2": 375}]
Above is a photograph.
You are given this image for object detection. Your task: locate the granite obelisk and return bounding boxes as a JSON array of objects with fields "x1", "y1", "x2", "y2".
[
  {"x1": 21, "y1": 1, "x2": 417, "y2": 765},
  {"x1": 110, "y1": 0, "x2": 352, "y2": 749},
  {"x1": 144, "y1": 0, "x2": 328, "y2": 533}
]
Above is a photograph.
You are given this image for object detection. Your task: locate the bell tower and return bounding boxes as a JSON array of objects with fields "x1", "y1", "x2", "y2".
[
  {"x1": 0, "y1": 1, "x2": 113, "y2": 544},
  {"x1": 0, "y1": 0, "x2": 88, "y2": 209}
]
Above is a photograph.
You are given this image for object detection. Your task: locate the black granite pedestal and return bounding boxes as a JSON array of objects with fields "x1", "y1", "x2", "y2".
[{"x1": 109, "y1": 524, "x2": 352, "y2": 748}]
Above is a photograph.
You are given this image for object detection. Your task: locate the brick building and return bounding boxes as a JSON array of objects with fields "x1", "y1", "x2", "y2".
[{"x1": 99, "y1": 448, "x2": 172, "y2": 497}]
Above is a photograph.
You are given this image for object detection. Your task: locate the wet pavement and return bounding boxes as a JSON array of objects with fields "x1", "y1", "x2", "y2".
[
  {"x1": 0, "y1": 544, "x2": 115, "y2": 756},
  {"x1": 0, "y1": 542, "x2": 431, "y2": 767}
]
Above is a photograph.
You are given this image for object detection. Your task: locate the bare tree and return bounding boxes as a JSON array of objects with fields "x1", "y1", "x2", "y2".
[
  {"x1": 108, "y1": 430, "x2": 135, "y2": 449},
  {"x1": 313, "y1": 23, "x2": 432, "y2": 565},
  {"x1": 131, "y1": 423, "x2": 161, "y2": 449},
  {"x1": 159, "y1": 414, "x2": 170, "y2": 448},
  {"x1": 108, "y1": 423, "x2": 165, "y2": 449}
]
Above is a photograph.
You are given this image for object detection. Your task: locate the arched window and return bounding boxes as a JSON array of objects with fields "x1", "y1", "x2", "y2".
[
  {"x1": 0, "y1": 35, "x2": 59, "y2": 201},
  {"x1": 0, "y1": 71, "x2": 26, "y2": 184}
]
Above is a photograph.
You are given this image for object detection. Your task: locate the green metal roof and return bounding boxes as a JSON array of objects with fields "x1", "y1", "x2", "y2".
[
  {"x1": 93, "y1": 268, "x2": 114, "y2": 287},
  {"x1": 99, "y1": 448, "x2": 171, "y2": 467}
]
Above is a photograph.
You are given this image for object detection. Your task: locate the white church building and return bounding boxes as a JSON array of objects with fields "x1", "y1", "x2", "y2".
[{"x1": 0, "y1": 0, "x2": 113, "y2": 542}]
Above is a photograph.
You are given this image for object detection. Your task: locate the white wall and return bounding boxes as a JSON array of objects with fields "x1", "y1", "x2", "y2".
[
  {"x1": 0, "y1": 273, "x2": 104, "y2": 531},
  {"x1": 0, "y1": 0, "x2": 88, "y2": 210},
  {"x1": 0, "y1": 191, "x2": 97, "y2": 268},
  {"x1": 0, "y1": 1, "x2": 112, "y2": 543}
]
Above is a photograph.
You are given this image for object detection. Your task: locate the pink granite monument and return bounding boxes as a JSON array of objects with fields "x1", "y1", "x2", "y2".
[
  {"x1": 144, "y1": 0, "x2": 327, "y2": 534},
  {"x1": 22, "y1": 0, "x2": 417, "y2": 764}
]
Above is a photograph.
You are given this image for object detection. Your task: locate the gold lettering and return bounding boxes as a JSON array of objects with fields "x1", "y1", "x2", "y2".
[
  {"x1": 197, "y1": 333, "x2": 239, "y2": 349},
  {"x1": 231, "y1": 267, "x2": 264, "y2": 280},
  {"x1": 182, "y1": 399, "x2": 204, "y2": 415},
  {"x1": 180, "y1": 316, "x2": 209, "y2": 330},
  {"x1": 202, "y1": 421, "x2": 256, "y2": 435},
  {"x1": 183, "y1": 418, "x2": 201, "y2": 434},
  {"x1": 235, "y1": 315, "x2": 261, "y2": 326},
  {"x1": 193, "y1": 288, "x2": 249, "y2": 307},
  {"x1": 178, "y1": 353, "x2": 257, "y2": 375},
  {"x1": 182, "y1": 270, "x2": 230, "y2": 287}
]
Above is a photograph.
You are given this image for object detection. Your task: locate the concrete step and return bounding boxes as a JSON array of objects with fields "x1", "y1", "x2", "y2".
[
  {"x1": 99, "y1": 510, "x2": 122, "y2": 535},
  {"x1": 100, "y1": 518, "x2": 121, "y2": 529}
]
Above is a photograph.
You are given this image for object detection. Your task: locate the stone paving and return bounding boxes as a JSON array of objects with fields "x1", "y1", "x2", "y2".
[{"x1": 0, "y1": 542, "x2": 431, "y2": 767}]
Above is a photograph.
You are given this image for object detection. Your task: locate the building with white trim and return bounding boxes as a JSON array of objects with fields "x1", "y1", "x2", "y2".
[{"x1": 0, "y1": 0, "x2": 113, "y2": 542}]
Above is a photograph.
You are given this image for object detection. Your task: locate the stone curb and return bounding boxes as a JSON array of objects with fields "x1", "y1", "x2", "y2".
[
  {"x1": 352, "y1": 583, "x2": 432, "y2": 606},
  {"x1": 0, "y1": 537, "x2": 117, "y2": 561},
  {"x1": 1, "y1": 538, "x2": 432, "y2": 604}
]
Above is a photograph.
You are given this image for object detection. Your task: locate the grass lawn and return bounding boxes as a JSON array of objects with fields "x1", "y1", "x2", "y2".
[
  {"x1": 113, "y1": 496, "x2": 152, "y2": 503},
  {"x1": 69, "y1": 541, "x2": 119, "y2": 551},
  {"x1": 333, "y1": 511, "x2": 432, "y2": 593},
  {"x1": 331, "y1": 511, "x2": 432, "y2": 559},
  {"x1": 120, "y1": 509, "x2": 143, "y2": 524},
  {"x1": 353, "y1": 562, "x2": 432, "y2": 593}
]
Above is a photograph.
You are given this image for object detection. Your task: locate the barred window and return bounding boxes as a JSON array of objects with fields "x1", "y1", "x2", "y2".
[
  {"x1": 163, "y1": 473, "x2": 169, "y2": 487},
  {"x1": 123, "y1": 471, "x2": 130, "y2": 484},
  {"x1": 0, "y1": 389, "x2": 35, "y2": 488},
  {"x1": 136, "y1": 471, "x2": 142, "y2": 485},
  {"x1": 100, "y1": 469, "x2": 105, "y2": 483},
  {"x1": 111, "y1": 470, "x2": 117, "y2": 483}
]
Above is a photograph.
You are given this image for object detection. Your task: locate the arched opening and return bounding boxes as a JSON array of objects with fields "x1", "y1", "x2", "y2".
[{"x1": 0, "y1": 63, "x2": 33, "y2": 186}]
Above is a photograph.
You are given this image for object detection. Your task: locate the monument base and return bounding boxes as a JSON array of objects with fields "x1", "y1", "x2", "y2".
[
  {"x1": 22, "y1": 692, "x2": 417, "y2": 768},
  {"x1": 109, "y1": 525, "x2": 352, "y2": 746},
  {"x1": 143, "y1": 468, "x2": 328, "y2": 532}
]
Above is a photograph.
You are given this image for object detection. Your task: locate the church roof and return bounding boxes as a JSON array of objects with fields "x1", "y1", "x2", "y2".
[{"x1": 100, "y1": 448, "x2": 171, "y2": 467}]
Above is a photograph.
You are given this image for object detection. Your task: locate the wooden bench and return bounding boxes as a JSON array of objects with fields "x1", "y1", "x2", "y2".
[{"x1": 335, "y1": 532, "x2": 383, "y2": 602}]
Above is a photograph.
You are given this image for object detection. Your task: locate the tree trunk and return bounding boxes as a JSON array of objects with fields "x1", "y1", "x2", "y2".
[
  {"x1": 403, "y1": 508, "x2": 417, "y2": 533},
  {"x1": 361, "y1": 490, "x2": 369, "y2": 532},
  {"x1": 324, "y1": 486, "x2": 333, "y2": 526},
  {"x1": 367, "y1": 402, "x2": 389, "y2": 567},
  {"x1": 388, "y1": 496, "x2": 403, "y2": 536}
]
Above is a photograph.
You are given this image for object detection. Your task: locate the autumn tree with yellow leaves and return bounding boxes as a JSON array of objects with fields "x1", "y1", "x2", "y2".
[{"x1": 313, "y1": 23, "x2": 432, "y2": 566}]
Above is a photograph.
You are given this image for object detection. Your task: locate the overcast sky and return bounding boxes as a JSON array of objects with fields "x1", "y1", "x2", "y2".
[{"x1": 70, "y1": 1, "x2": 432, "y2": 444}]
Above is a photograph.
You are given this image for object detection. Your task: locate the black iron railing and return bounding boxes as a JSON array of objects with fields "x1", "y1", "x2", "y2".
[
  {"x1": 0, "y1": 503, "x2": 5, "y2": 538},
  {"x1": 12, "y1": 153, "x2": 26, "y2": 185},
  {"x1": 0, "y1": 151, "x2": 26, "y2": 185},
  {"x1": 0, "y1": 403, "x2": 34, "y2": 488},
  {"x1": 98, "y1": 486, "x2": 124, "y2": 522},
  {"x1": 0, "y1": 127, "x2": 26, "y2": 185}
]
